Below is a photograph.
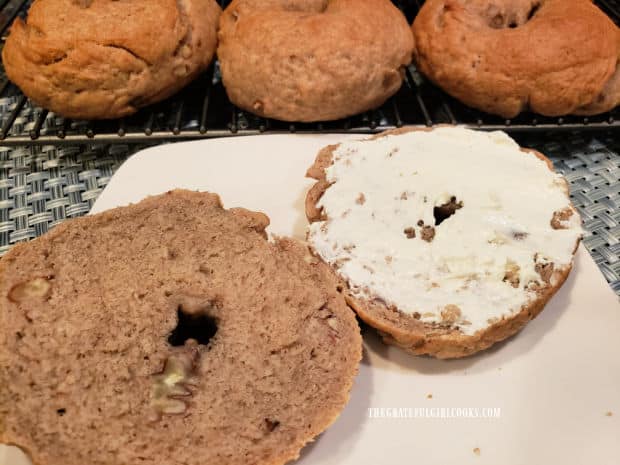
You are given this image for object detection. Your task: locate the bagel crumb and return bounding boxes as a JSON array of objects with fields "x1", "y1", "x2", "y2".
[
  {"x1": 551, "y1": 208, "x2": 574, "y2": 229},
  {"x1": 356, "y1": 193, "x2": 366, "y2": 205},
  {"x1": 512, "y1": 231, "x2": 528, "y2": 240},
  {"x1": 473, "y1": 447, "x2": 481, "y2": 456}
]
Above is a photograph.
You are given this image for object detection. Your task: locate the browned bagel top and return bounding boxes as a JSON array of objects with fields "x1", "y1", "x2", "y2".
[
  {"x1": 412, "y1": 0, "x2": 620, "y2": 117},
  {"x1": 2, "y1": 0, "x2": 221, "y2": 119},
  {"x1": 217, "y1": 0, "x2": 413, "y2": 122},
  {"x1": 14, "y1": 0, "x2": 190, "y2": 65}
]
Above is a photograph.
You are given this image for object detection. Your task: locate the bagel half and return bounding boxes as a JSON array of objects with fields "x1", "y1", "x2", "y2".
[
  {"x1": 0, "y1": 190, "x2": 362, "y2": 465},
  {"x1": 217, "y1": 0, "x2": 414, "y2": 122},
  {"x1": 305, "y1": 127, "x2": 583, "y2": 359},
  {"x1": 412, "y1": 0, "x2": 620, "y2": 118}
]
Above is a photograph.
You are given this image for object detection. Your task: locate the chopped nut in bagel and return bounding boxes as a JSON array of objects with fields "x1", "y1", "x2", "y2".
[
  {"x1": 217, "y1": 0, "x2": 414, "y2": 122},
  {"x1": 2, "y1": 0, "x2": 221, "y2": 119},
  {"x1": 412, "y1": 0, "x2": 620, "y2": 118},
  {"x1": 0, "y1": 190, "x2": 362, "y2": 465},
  {"x1": 306, "y1": 127, "x2": 583, "y2": 359}
]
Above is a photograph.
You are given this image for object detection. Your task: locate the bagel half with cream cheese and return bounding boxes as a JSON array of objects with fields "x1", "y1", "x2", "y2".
[{"x1": 305, "y1": 127, "x2": 583, "y2": 358}]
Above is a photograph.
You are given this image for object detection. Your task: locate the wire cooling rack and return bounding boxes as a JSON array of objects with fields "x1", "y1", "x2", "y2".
[{"x1": 0, "y1": 0, "x2": 618, "y2": 145}]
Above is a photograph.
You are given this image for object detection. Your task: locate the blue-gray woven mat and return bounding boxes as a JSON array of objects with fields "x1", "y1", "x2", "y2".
[{"x1": 1, "y1": 133, "x2": 619, "y2": 296}]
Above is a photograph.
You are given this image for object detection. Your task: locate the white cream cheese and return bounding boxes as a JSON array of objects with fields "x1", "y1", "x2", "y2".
[{"x1": 307, "y1": 127, "x2": 582, "y2": 335}]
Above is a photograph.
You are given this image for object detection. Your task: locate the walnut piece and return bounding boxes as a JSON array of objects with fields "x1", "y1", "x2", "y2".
[
  {"x1": 150, "y1": 350, "x2": 199, "y2": 420},
  {"x1": 503, "y1": 260, "x2": 520, "y2": 288},
  {"x1": 326, "y1": 316, "x2": 338, "y2": 331},
  {"x1": 535, "y1": 255, "x2": 555, "y2": 284},
  {"x1": 421, "y1": 225, "x2": 436, "y2": 242},
  {"x1": 441, "y1": 305, "x2": 461, "y2": 324},
  {"x1": 488, "y1": 232, "x2": 508, "y2": 245},
  {"x1": 8, "y1": 277, "x2": 52, "y2": 302}
]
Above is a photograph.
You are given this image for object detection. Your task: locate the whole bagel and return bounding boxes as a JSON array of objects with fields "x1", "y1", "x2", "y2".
[
  {"x1": 2, "y1": 0, "x2": 221, "y2": 119},
  {"x1": 217, "y1": 0, "x2": 414, "y2": 122},
  {"x1": 412, "y1": 0, "x2": 620, "y2": 118}
]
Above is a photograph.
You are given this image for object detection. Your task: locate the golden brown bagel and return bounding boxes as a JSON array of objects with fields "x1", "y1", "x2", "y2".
[
  {"x1": 412, "y1": 0, "x2": 620, "y2": 118},
  {"x1": 2, "y1": 0, "x2": 221, "y2": 120},
  {"x1": 217, "y1": 0, "x2": 414, "y2": 122}
]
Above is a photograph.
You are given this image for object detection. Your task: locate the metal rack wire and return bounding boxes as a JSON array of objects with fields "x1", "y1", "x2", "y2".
[{"x1": 0, "y1": 0, "x2": 618, "y2": 146}]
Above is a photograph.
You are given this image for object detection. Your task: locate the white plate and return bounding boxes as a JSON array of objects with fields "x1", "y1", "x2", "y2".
[{"x1": 3, "y1": 135, "x2": 620, "y2": 465}]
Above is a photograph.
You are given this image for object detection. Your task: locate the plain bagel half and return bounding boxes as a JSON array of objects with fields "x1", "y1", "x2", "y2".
[
  {"x1": 217, "y1": 0, "x2": 414, "y2": 122},
  {"x1": 412, "y1": 0, "x2": 620, "y2": 118}
]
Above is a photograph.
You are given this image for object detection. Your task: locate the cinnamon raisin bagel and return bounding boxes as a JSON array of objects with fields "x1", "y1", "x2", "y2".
[
  {"x1": 305, "y1": 127, "x2": 583, "y2": 358},
  {"x1": 217, "y1": 0, "x2": 414, "y2": 122},
  {"x1": 412, "y1": 0, "x2": 620, "y2": 118},
  {"x1": 2, "y1": 0, "x2": 221, "y2": 119}
]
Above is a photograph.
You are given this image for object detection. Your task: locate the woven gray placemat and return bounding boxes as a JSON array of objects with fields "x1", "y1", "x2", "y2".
[
  {"x1": 0, "y1": 144, "x2": 135, "y2": 255},
  {"x1": 0, "y1": 133, "x2": 619, "y2": 296},
  {"x1": 528, "y1": 133, "x2": 620, "y2": 295}
]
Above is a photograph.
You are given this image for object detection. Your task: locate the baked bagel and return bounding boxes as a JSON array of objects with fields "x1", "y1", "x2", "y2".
[
  {"x1": 0, "y1": 190, "x2": 362, "y2": 465},
  {"x1": 305, "y1": 127, "x2": 583, "y2": 358},
  {"x1": 412, "y1": 0, "x2": 620, "y2": 118},
  {"x1": 217, "y1": 0, "x2": 414, "y2": 122},
  {"x1": 2, "y1": 0, "x2": 221, "y2": 119}
]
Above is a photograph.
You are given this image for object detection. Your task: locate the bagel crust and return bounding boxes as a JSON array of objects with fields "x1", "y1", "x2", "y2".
[
  {"x1": 412, "y1": 0, "x2": 620, "y2": 118},
  {"x1": 217, "y1": 0, "x2": 414, "y2": 122},
  {"x1": 2, "y1": 0, "x2": 221, "y2": 119},
  {"x1": 305, "y1": 127, "x2": 583, "y2": 359},
  {"x1": 0, "y1": 190, "x2": 362, "y2": 465}
]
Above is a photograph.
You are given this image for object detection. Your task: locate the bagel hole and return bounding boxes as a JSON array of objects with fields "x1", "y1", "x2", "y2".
[
  {"x1": 433, "y1": 196, "x2": 463, "y2": 226},
  {"x1": 167, "y1": 306, "x2": 218, "y2": 347}
]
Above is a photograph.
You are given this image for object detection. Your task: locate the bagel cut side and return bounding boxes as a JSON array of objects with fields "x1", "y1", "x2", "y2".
[
  {"x1": 412, "y1": 0, "x2": 620, "y2": 118},
  {"x1": 0, "y1": 190, "x2": 362, "y2": 465},
  {"x1": 2, "y1": 0, "x2": 221, "y2": 119},
  {"x1": 217, "y1": 0, "x2": 414, "y2": 122},
  {"x1": 305, "y1": 127, "x2": 583, "y2": 359}
]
